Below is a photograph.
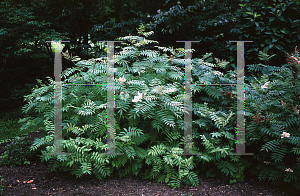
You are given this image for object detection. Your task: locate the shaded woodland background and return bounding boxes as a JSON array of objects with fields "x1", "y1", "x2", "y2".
[{"x1": 1, "y1": 0, "x2": 299, "y2": 113}]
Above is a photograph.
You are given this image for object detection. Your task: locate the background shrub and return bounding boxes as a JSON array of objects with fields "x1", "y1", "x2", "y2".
[
  {"x1": 191, "y1": 45, "x2": 300, "y2": 191},
  {"x1": 225, "y1": 0, "x2": 300, "y2": 68},
  {"x1": 0, "y1": 136, "x2": 36, "y2": 167},
  {"x1": 92, "y1": 0, "x2": 242, "y2": 65},
  {"x1": 242, "y1": 46, "x2": 300, "y2": 191},
  {"x1": 0, "y1": 176, "x2": 5, "y2": 195}
]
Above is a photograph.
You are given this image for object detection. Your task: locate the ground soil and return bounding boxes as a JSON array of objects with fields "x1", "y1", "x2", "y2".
[{"x1": 0, "y1": 130, "x2": 299, "y2": 196}]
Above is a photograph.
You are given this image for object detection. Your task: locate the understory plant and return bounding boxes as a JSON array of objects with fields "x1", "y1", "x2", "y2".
[
  {"x1": 0, "y1": 175, "x2": 5, "y2": 195},
  {"x1": 191, "y1": 46, "x2": 300, "y2": 191},
  {"x1": 18, "y1": 29, "x2": 238, "y2": 189},
  {"x1": 226, "y1": 0, "x2": 300, "y2": 67},
  {"x1": 0, "y1": 135, "x2": 35, "y2": 167},
  {"x1": 242, "y1": 46, "x2": 300, "y2": 191},
  {"x1": 17, "y1": 29, "x2": 300, "y2": 191}
]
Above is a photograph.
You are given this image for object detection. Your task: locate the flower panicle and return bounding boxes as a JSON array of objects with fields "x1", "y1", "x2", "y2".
[
  {"x1": 118, "y1": 75, "x2": 126, "y2": 84},
  {"x1": 132, "y1": 91, "x2": 146, "y2": 103},
  {"x1": 281, "y1": 131, "x2": 290, "y2": 139},
  {"x1": 260, "y1": 81, "x2": 270, "y2": 90}
]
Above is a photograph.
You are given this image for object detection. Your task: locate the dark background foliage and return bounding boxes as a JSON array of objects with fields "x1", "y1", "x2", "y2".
[{"x1": 1, "y1": 0, "x2": 300, "y2": 113}]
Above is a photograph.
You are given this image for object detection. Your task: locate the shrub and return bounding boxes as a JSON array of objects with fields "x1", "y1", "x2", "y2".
[
  {"x1": 17, "y1": 28, "x2": 300, "y2": 191},
  {"x1": 226, "y1": 0, "x2": 300, "y2": 68},
  {"x1": 242, "y1": 46, "x2": 300, "y2": 191},
  {"x1": 19, "y1": 29, "x2": 239, "y2": 189},
  {"x1": 0, "y1": 135, "x2": 36, "y2": 167},
  {"x1": 92, "y1": 0, "x2": 241, "y2": 63},
  {"x1": 0, "y1": 176, "x2": 5, "y2": 195},
  {"x1": 191, "y1": 46, "x2": 300, "y2": 191}
]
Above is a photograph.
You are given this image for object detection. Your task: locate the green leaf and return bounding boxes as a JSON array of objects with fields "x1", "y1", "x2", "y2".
[
  {"x1": 165, "y1": 176, "x2": 170, "y2": 183},
  {"x1": 280, "y1": 29, "x2": 285, "y2": 34},
  {"x1": 282, "y1": 6, "x2": 286, "y2": 12},
  {"x1": 271, "y1": 36, "x2": 277, "y2": 42},
  {"x1": 246, "y1": 12, "x2": 253, "y2": 15},
  {"x1": 254, "y1": 22, "x2": 259, "y2": 27},
  {"x1": 278, "y1": 16, "x2": 284, "y2": 22},
  {"x1": 254, "y1": 13, "x2": 261, "y2": 18},
  {"x1": 265, "y1": 31, "x2": 272, "y2": 34},
  {"x1": 230, "y1": 28, "x2": 240, "y2": 34},
  {"x1": 269, "y1": 17, "x2": 275, "y2": 22},
  {"x1": 275, "y1": 45, "x2": 283, "y2": 50}
]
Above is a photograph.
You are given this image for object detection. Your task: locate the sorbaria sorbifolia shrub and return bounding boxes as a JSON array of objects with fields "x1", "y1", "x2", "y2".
[{"x1": 18, "y1": 27, "x2": 300, "y2": 191}]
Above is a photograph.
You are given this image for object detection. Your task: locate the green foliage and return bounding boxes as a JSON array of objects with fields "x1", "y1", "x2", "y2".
[
  {"x1": 0, "y1": 0, "x2": 71, "y2": 113},
  {"x1": 181, "y1": 44, "x2": 300, "y2": 190},
  {"x1": 0, "y1": 106, "x2": 38, "y2": 143},
  {"x1": 17, "y1": 28, "x2": 300, "y2": 191},
  {"x1": 0, "y1": 135, "x2": 36, "y2": 167},
  {"x1": 93, "y1": 0, "x2": 241, "y2": 63},
  {"x1": 0, "y1": 176, "x2": 5, "y2": 195},
  {"x1": 0, "y1": 0, "x2": 69, "y2": 59},
  {"x1": 19, "y1": 29, "x2": 237, "y2": 189},
  {"x1": 226, "y1": 0, "x2": 300, "y2": 68},
  {"x1": 242, "y1": 46, "x2": 300, "y2": 191},
  {"x1": 156, "y1": 0, "x2": 243, "y2": 67}
]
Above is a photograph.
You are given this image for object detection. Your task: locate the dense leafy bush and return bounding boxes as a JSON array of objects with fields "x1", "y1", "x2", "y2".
[
  {"x1": 0, "y1": 176, "x2": 5, "y2": 195},
  {"x1": 19, "y1": 29, "x2": 237, "y2": 188},
  {"x1": 0, "y1": 136, "x2": 35, "y2": 167},
  {"x1": 191, "y1": 46, "x2": 300, "y2": 191},
  {"x1": 134, "y1": 0, "x2": 300, "y2": 82},
  {"x1": 226, "y1": 0, "x2": 300, "y2": 68},
  {"x1": 242, "y1": 46, "x2": 300, "y2": 191},
  {"x1": 92, "y1": 0, "x2": 241, "y2": 64},
  {"x1": 18, "y1": 29, "x2": 300, "y2": 191},
  {"x1": 145, "y1": 0, "x2": 241, "y2": 63}
]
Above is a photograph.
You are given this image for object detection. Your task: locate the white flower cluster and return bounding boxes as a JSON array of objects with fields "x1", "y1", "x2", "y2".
[
  {"x1": 281, "y1": 131, "x2": 290, "y2": 138},
  {"x1": 163, "y1": 87, "x2": 176, "y2": 94},
  {"x1": 264, "y1": 161, "x2": 294, "y2": 173},
  {"x1": 285, "y1": 168, "x2": 293, "y2": 172},
  {"x1": 132, "y1": 91, "x2": 146, "y2": 103},
  {"x1": 260, "y1": 81, "x2": 270, "y2": 90},
  {"x1": 118, "y1": 75, "x2": 126, "y2": 84}
]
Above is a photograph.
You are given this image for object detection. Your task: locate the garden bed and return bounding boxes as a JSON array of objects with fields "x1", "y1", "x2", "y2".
[{"x1": 0, "y1": 130, "x2": 298, "y2": 195}]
